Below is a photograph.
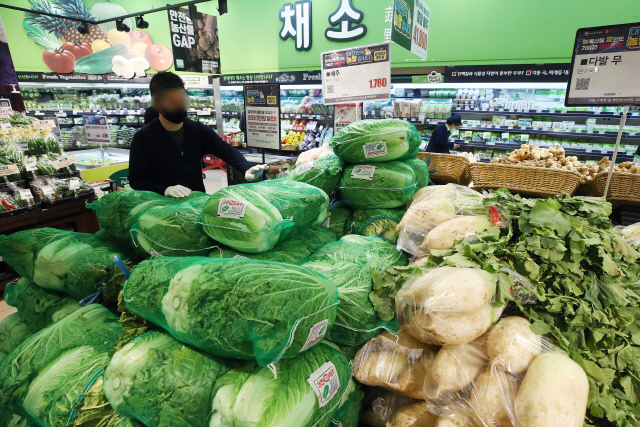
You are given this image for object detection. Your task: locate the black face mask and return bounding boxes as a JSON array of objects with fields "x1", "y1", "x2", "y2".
[{"x1": 161, "y1": 109, "x2": 188, "y2": 124}]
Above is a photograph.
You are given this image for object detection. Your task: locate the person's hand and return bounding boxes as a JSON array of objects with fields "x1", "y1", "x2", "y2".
[
  {"x1": 245, "y1": 164, "x2": 269, "y2": 181},
  {"x1": 164, "y1": 185, "x2": 191, "y2": 198},
  {"x1": 453, "y1": 144, "x2": 460, "y2": 149}
]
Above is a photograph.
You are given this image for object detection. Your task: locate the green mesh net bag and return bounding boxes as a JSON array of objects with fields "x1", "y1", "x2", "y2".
[
  {"x1": 103, "y1": 330, "x2": 351, "y2": 427},
  {"x1": 339, "y1": 161, "x2": 417, "y2": 209},
  {"x1": 402, "y1": 158, "x2": 429, "y2": 190},
  {"x1": 0, "y1": 229, "x2": 137, "y2": 299},
  {"x1": 347, "y1": 208, "x2": 406, "y2": 244},
  {"x1": 3, "y1": 278, "x2": 81, "y2": 333},
  {"x1": 329, "y1": 119, "x2": 421, "y2": 163},
  {"x1": 87, "y1": 191, "x2": 177, "y2": 250},
  {"x1": 286, "y1": 153, "x2": 344, "y2": 196},
  {"x1": 0, "y1": 412, "x2": 26, "y2": 427},
  {"x1": 124, "y1": 257, "x2": 339, "y2": 365},
  {"x1": 200, "y1": 179, "x2": 330, "y2": 254},
  {"x1": 327, "y1": 205, "x2": 352, "y2": 239},
  {"x1": 208, "y1": 226, "x2": 337, "y2": 264},
  {"x1": 0, "y1": 313, "x2": 31, "y2": 354},
  {"x1": 130, "y1": 196, "x2": 216, "y2": 257},
  {"x1": 0, "y1": 305, "x2": 122, "y2": 427},
  {"x1": 301, "y1": 235, "x2": 408, "y2": 346},
  {"x1": 331, "y1": 380, "x2": 364, "y2": 427}
]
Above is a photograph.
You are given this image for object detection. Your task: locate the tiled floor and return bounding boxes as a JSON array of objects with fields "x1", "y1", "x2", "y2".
[{"x1": 0, "y1": 298, "x2": 16, "y2": 322}]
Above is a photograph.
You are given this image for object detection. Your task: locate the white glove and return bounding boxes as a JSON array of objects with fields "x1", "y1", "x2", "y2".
[
  {"x1": 164, "y1": 185, "x2": 191, "y2": 198},
  {"x1": 245, "y1": 164, "x2": 269, "y2": 181}
]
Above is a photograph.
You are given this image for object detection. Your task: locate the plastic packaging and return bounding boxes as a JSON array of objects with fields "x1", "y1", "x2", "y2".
[
  {"x1": 330, "y1": 119, "x2": 421, "y2": 163},
  {"x1": 208, "y1": 226, "x2": 337, "y2": 264},
  {"x1": 124, "y1": 256, "x2": 339, "y2": 366},
  {"x1": 402, "y1": 158, "x2": 429, "y2": 190},
  {"x1": 130, "y1": 195, "x2": 216, "y2": 257},
  {"x1": 353, "y1": 330, "x2": 438, "y2": 399},
  {"x1": 286, "y1": 153, "x2": 344, "y2": 196},
  {"x1": 619, "y1": 222, "x2": 640, "y2": 245},
  {"x1": 295, "y1": 145, "x2": 334, "y2": 168},
  {"x1": 396, "y1": 266, "x2": 506, "y2": 345},
  {"x1": 347, "y1": 208, "x2": 406, "y2": 243},
  {"x1": 327, "y1": 204, "x2": 352, "y2": 239},
  {"x1": 200, "y1": 179, "x2": 330, "y2": 254},
  {"x1": 301, "y1": 235, "x2": 407, "y2": 346},
  {"x1": 0, "y1": 313, "x2": 31, "y2": 353},
  {"x1": 340, "y1": 162, "x2": 417, "y2": 209},
  {"x1": 396, "y1": 184, "x2": 488, "y2": 257}
]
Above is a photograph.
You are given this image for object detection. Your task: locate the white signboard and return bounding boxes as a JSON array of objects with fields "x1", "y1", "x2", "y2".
[
  {"x1": 83, "y1": 115, "x2": 111, "y2": 144},
  {"x1": 567, "y1": 23, "x2": 640, "y2": 106},
  {"x1": 244, "y1": 84, "x2": 281, "y2": 150},
  {"x1": 321, "y1": 42, "x2": 391, "y2": 105}
]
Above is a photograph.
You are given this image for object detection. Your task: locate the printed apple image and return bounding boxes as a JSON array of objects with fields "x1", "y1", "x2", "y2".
[
  {"x1": 130, "y1": 30, "x2": 152, "y2": 46},
  {"x1": 144, "y1": 44, "x2": 173, "y2": 71},
  {"x1": 107, "y1": 29, "x2": 132, "y2": 48}
]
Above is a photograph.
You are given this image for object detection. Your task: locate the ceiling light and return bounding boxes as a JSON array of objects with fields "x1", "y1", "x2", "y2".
[
  {"x1": 116, "y1": 19, "x2": 130, "y2": 32},
  {"x1": 135, "y1": 16, "x2": 149, "y2": 29}
]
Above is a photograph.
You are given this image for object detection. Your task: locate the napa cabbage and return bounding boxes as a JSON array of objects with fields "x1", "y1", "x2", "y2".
[
  {"x1": 347, "y1": 208, "x2": 406, "y2": 243},
  {"x1": 339, "y1": 162, "x2": 417, "y2": 209},
  {"x1": 327, "y1": 205, "x2": 352, "y2": 239},
  {"x1": 0, "y1": 313, "x2": 31, "y2": 354},
  {"x1": 402, "y1": 158, "x2": 429, "y2": 190},
  {"x1": 286, "y1": 153, "x2": 344, "y2": 196}
]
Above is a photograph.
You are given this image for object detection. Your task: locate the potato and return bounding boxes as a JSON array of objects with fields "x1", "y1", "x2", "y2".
[
  {"x1": 421, "y1": 216, "x2": 493, "y2": 250},
  {"x1": 487, "y1": 317, "x2": 542, "y2": 375},
  {"x1": 469, "y1": 367, "x2": 520, "y2": 427},
  {"x1": 387, "y1": 402, "x2": 439, "y2": 427},
  {"x1": 425, "y1": 340, "x2": 488, "y2": 399},
  {"x1": 515, "y1": 352, "x2": 589, "y2": 427},
  {"x1": 353, "y1": 331, "x2": 439, "y2": 399}
]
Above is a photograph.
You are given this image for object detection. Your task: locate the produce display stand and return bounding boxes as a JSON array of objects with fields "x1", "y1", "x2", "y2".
[
  {"x1": 470, "y1": 162, "x2": 582, "y2": 198},
  {"x1": 582, "y1": 170, "x2": 640, "y2": 207},
  {"x1": 416, "y1": 152, "x2": 471, "y2": 185}
]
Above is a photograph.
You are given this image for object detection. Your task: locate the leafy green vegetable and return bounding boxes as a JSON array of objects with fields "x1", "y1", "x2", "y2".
[
  {"x1": 201, "y1": 179, "x2": 329, "y2": 253},
  {"x1": 103, "y1": 331, "x2": 351, "y2": 427},
  {"x1": 286, "y1": 153, "x2": 344, "y2": 196},
  {"x1": 131, "y1": 196, "x2": 215, "y2": 257},
  {"x1": 423, "y1": 189, "x2": 640, "y2": 427},
  {"x1": 3, "y1": 278, "x2": 81, "y2": 332},
  {"x1": 331, "y1": 380, "x2": 364, "y2": 427},
  {"x1": 339, "y1": 162, "x2": 417, "y2": 209},
  {"x1": 330, "y1": 119, "x2": 421, "y2": 163},
  {"x1": 0, "y1": 228, "x2": 138, "y2": 299},
  {"x1": 402, "y1": 158, "x2": 429, "y2": 190},
  {"x1": 301, "y1": 235, "x2": 407, "y2": 346},
  {"x1": 0, "y1": 313, "x2": 31, "y2": 354},
  {"x1": 327, "y1": 205, "x2": 352, "y2": 239},
  {"x1": 124, "y1": 257, "x2": 339, "y2": 365},
  {"x1": 22, "y1": 22, "x2": 62, "y2": 51},
  {"x1": 208, "y1": 226, "x2": 337, "y2": 264},
  {"x1": 347, "y1": 208, "x2": 406, "y2": 243}
]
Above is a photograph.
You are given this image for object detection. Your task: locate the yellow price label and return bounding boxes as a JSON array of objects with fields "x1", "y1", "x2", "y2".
[{"x1": 267, "y1": 96, "x2": 276, "y2": 105}]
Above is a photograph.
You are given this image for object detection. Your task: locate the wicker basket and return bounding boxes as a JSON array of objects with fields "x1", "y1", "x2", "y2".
[
  {"x1": 469, "y1": 163, "x2": 582, "y2": 198},
  {"x1": 582, "y1": 171, "x2": 640, "y2": 206},
  {"x1": 416, "y1": 153, "x2": 471, "y2": 185}
]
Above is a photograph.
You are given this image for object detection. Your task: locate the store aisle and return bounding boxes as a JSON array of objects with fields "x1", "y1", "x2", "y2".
[
  {"x1": 203, "y1": 169, "x2": 228, "y2": 194},
  {"x1": 0, "y1": 298, "x2": 16, "y2": 322}
]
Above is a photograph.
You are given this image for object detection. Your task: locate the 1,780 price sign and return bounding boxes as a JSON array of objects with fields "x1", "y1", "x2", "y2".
[{"x1": 321, "y1": 43, "x2": 391, "y2": 105}]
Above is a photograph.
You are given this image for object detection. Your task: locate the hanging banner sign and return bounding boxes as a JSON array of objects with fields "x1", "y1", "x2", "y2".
[
  {"x1": 321, "y1": 42, "x2": 391, "y2": 105},
  {"x1": 221, "y1": 71, "x2": 322, "y2": 85},
  {"x1": 168, "y1": 6, "x2": 220, "y2": 74},
  {"x1": 244, "y1": 84, "x2": 281, "y2": 150},
  {"x1": 391, "y1": 0, "x2": 430, "y2": 59},
  {"x1": 83, "y1": 115, "x2": 111, "y2": 144},
  {"x1": 181, "y1": 75, "x2": 210, "y2": 88},
  {"x1": 444, "y1": 64, "x2": 572, "y2": 83},
  {"x1": 566, "y1": 22, "x2": 640, "y2": 106}
]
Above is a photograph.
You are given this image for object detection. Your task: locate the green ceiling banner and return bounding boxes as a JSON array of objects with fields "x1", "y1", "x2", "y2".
[{"x1": 391, "y1": 0, "x2": 429, "y2": 59}]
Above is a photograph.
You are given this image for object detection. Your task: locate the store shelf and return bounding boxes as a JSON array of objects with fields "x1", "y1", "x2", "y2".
[
  {"x1": 281, "y1": 113, "x2": 333, "y2": 120},
  {"x1": 221, "y1": 112, "x2": 242, "y2": 117},
  {"x1": 457, "y1": 141, "x2": 635, "y2": 159},
  {"x1": 369, "y1": 116, "x2": 446, "y2": 124},
  {"x1": 458, "y1": 125, "x2": 640, "y2": 140},
  {"x1": 453, "y1": 108, "x2": 640, "y2": 119},
  {"x1": 26, "y1": 109, "x2": 217, "y2": 117}
]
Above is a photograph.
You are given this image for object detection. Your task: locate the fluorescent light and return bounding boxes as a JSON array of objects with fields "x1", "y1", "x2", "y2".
[{"x1": 391, "y1": 82, "x2": 568, "y2": 90}]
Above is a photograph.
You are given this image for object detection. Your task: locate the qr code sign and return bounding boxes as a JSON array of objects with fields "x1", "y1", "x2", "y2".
[
  {"x1": 576, "y1": 78, "x2": 590, "y2": 91},
  {"x1": 327, "y1": 85, "x2": 334, "y2": 94}
]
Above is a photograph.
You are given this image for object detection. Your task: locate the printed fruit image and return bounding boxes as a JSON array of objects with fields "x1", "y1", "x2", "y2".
[
  {"x1": 61, "y1": 42, "x2": 92, "y2": 60},
  {"x1": 107, "y1": 29, "x2": 132, "y2": 48},
  {"x1": 144, "y1": 44, "x2": 173, "y2": 71},
  {"x1": 25, "y1": 0, "x2": 108, "y2": 45},
  {"x1": 129, "y1": 30, "x2": 152, "y2": 46},
  {"x1": 43, "y1": 48, "x2": 75, "y2": 73},
  {"x1": 90, "y1": 1, "x2": 132, "y2": 34},
  {"x1": 91, "y1": 39, "x2": 110, "y2": 52},
  {"x1": 127, "y1": 48, "x2": 142, "y2": 58},
  {"x1": 131, "y1": 42, "x2": 148, "y2": 56}
]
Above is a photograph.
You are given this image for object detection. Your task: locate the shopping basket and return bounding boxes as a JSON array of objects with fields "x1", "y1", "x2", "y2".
[
  {"x1": 417, "y1": 152, "x2": 471, "y2": 185},
  {"x1": 581, "y1": 171, "x2": 640, "y2": 207}
]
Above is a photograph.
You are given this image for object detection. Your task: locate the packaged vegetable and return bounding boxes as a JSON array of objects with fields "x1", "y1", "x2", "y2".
[
  {"x1": 347, "y1": 208, "x2": 406, "y2": 243},
  {"x1": 402, "y1": 158, "x2": 429, "y2": 190},
  {"x1": 286, "y1": 153, "x2": 344, "y2": 196},
  {"x1": 327, "y1": 204, "x2": 352, "y2": 239},
  {"x1": 340, "y1": 162, "x2": 417, "y2": 209}
]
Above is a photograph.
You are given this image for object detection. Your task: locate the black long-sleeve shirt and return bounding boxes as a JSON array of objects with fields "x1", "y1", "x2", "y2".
[
  {"x1": 426, "y1": 123, "x2": 454, "y2": 154},
  {"x1": 128, "y1": 118, "x2": 252, "y2": 195}
]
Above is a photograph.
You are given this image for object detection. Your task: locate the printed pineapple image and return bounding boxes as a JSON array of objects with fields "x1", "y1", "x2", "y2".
[{"x1": 25, "y1": 0, "x2": 108, "y2": 44}]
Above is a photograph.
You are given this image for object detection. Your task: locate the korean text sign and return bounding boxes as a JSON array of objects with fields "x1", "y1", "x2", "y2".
[
  {"x1": 321, "y1": 42, "x2": 391, "y2": 105},
  {"x1": 391, "y1": 0, "x2": 430, "y2": 59},
  {"x1": 244, "y1": 84, "x2": 281, "y2": 150},
  {"x1": 83, "y1": 116, "x2": 111, "y2": 144},
  {"x1": 566, "y1": 22, "x2": 640, "y2": 106},
  {"x1": 168, "y1": 7, "x2": 220, "y2": 74}
]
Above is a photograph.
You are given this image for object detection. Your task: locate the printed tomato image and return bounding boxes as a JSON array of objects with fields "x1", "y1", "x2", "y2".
[
  {"x1": 42, "y1": 49, "x2": 75, "y2": 73},
  {"x1": 144, "y1": 44, "x2": 173, "y2": 71},
  {"x1": 61, "y1": 42, "x2": 93, "y2": 60}
]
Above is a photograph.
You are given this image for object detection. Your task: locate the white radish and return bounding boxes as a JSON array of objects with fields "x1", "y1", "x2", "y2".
[
  {"x1": 425, "y1": 339, "x2": 488, "y2": 400},
  {"x1": 434, "y1": 412, "x2": 476, "y2": 427},
  {"x1": 487, "y1": 316, "x2": 542, "y2": 375},
  {"x1": 515, "y1": 351, "x2": 589, "y2": 427},
  {"x1": 387, "y1": 402, "x2": 439, "y2": 427},
  {"x1": 421, "y1": 216, "x2": 493, "y2": 250},
  {"x1": 469, "y1": 367, "x2": 520, "y2": 427}
]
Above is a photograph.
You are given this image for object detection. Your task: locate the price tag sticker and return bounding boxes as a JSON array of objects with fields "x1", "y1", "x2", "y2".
[
  {"x1": 418, "y1": 113, "x2": 426, "y2": 123},
  {"x1": 41, "y1": 185, "x2": 54, "y2": 198},
  {"x1": 0, "y1": 123, "x2": 11, "y2": 131},
  {"x1": 56, "y1": 111, "x2": 67, "y2": 117},
  {"x1": 629, "y1": 132, "x2": 638, "y2": 136},
  {"x1": 594, "y1": 111, "x2": 601, "y2": 115},
  {"x1": 350, "y1": 165, "x2": 376, "y2": 180},
  {"x1": 585, "y1": 148, "x2": 593, "y2": 153},
  {"x1": 199, "y1": 108, "x2": 212, "y2": 115},
  {"x1": 69, "y1": 178, "x2": 80, "y2": 190},
  {"x1": 0, "y1": 164, "x2": 19, "y2": 176},
  {"x1": 35, "y1": 111, "x2": 44, "y2": 116},
  {"x1": 601, "y1": 148, "x2": 609, "y2": 154},
  {"x1": 67, "y1": 154, "x2": 78, "y2": 163},
  {"x1": 520, "y1": 126, "x2": 527, "y2": 130},
  {"x1": 106, "y1": 110, "x2": 113, "y2": 114},
  {"x1": 487, "y1": 141, "x2": 496, "y2": 146},
  {"x1": 632, "y1": 112, "x2": 639, "y2": 117},
  {"x1": 73, "y1": 109, "x2": 83, "y2": 115},
  {"x1": 561, "y1": 110, "x2": 568, "y2": 114},
  {"x1": 587, "y1": 130, "x2": 594, "y2": 134},
  {"x1": 18, "y1": 189, "x2": 32, "y2": 200},
  {"x1": 32, "y1": 120, "x2": 56, "y2": 129},
  {"x1": 536, "y1": 109, "x2": 543, "y2": 113},
  {"x1": 599, "y1": 131, "x2": 606, "y2": 135},
  {"x1": 507, "y1": 126, "x2": 513, "y2": 130},
  {"x1": 24, "y1": 160, "x2": 37, "y2": 172}
]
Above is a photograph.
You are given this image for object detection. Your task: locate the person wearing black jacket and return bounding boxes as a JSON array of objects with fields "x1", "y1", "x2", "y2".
[
  {"x1": 129, "y1": 72, "x2": 271, "y2": 197},
  {"x1": 425, "y1": 114, "x2": 462, "y2": 154}
]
